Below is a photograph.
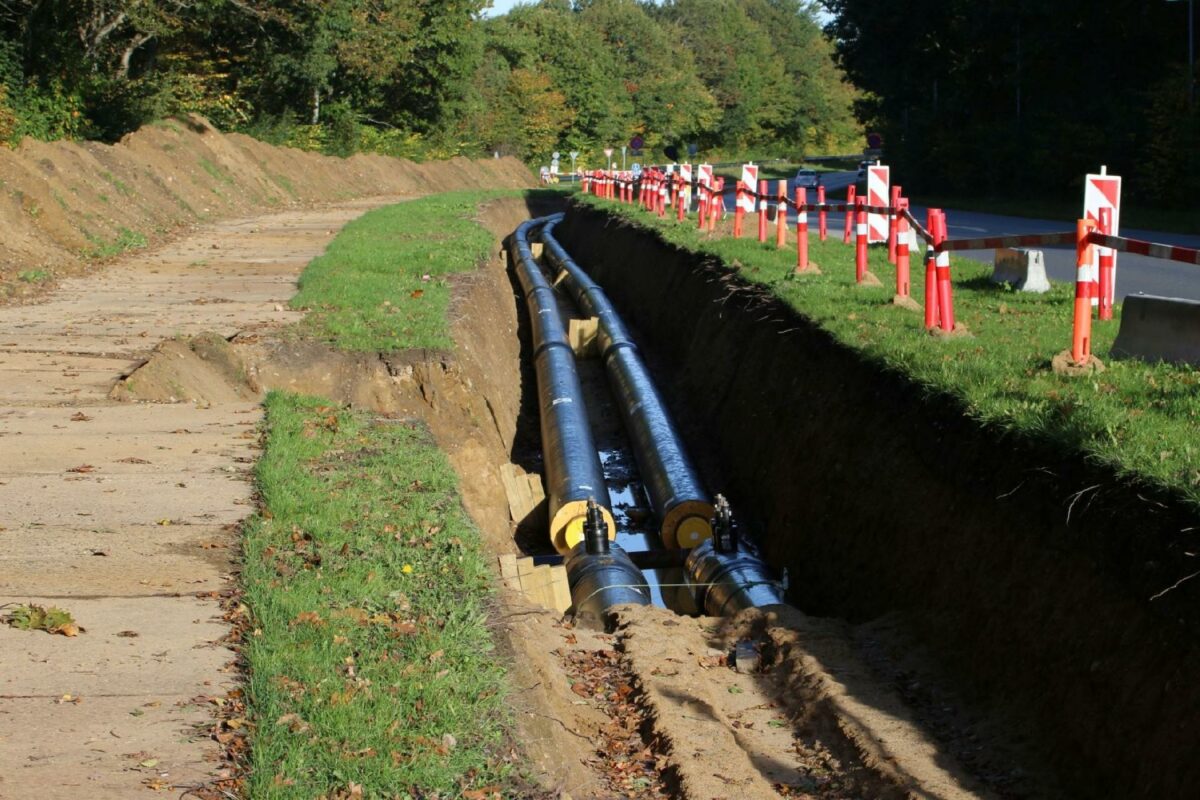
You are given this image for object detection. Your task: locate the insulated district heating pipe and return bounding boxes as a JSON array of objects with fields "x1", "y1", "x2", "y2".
[
  {"x1": 537, "y1": 216, "x2": 715, "y2": 549},
  {"x1": 512, "y1": 219, "x2": 616, "y2": 554}
]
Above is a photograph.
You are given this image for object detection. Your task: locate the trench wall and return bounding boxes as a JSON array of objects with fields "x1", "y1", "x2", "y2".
[{"x1": 556, "y1": 199, "x2": 1200, "y2": 800}]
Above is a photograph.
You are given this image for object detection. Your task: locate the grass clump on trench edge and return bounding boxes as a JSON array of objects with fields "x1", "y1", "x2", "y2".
[
  {"x1": 291, "y1": 189, "x2": 519, "y2": 352},
  {"x1": 243, "y1": 192, "x2": 531, "y2": 797},
  {"x1": 577, "y1": 193, "x2": 1200, "y2": 509}
]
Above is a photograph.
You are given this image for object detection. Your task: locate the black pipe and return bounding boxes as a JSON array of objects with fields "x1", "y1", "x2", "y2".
[
  {"x1": 512, "y1": 219, "x2": 614, "y2": 554},
  {"x1": 538, "y1": 218, "x2": 714, "y2": 549}
]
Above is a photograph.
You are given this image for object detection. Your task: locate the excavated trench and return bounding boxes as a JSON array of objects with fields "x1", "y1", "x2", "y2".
[
  {"x1": 554, "y1": 199, "x2": 1200, "y2": 799},
  {"x1": 110, "y1": 194, "x2": 1200, "y2": 798}
]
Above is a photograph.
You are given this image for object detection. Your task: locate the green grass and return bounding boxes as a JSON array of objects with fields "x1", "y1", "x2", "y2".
[
  {"x1": 199, "y1": 157, "x2": 235, "y2": 184},
  {"x1": 291, "y1": 190, "x2": 517, "y2": 351},
  {"x1": 243, "y1": 392, "x2": 512, "y2": 798},
  {"x1": 85, "y1": 226, "x2": 148, "y2": 258},
  {"x1": 579, "y1": 194, "x2": 1200, "y2": 508},
  {"x1": 17, "y1": 269, "x2": 49, "y2": 283}
]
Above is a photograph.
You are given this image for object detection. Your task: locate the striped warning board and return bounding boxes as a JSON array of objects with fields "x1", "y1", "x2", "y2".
[
  {"x1": 698, "y1": 163, "x2": 713, "y2": 187},
  {"x1": 739, "y1": 163, "x2": 758, "y2": 212},
  {"x1": 1084, "y1": 170, "x2": 1121, "y2": 305},
  {"x1": 867, "y1": 164, "x2": 890, "y2": 243}
]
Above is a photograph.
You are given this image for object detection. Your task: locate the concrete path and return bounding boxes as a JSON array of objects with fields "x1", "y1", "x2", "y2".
[{"x1": 0, "y1": 199, "x2": 396, "y2": 798}]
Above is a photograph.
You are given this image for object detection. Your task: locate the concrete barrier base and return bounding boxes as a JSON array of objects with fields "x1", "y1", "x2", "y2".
[
  {"x1": 992, "y1": 248, "x2": 1050, "y2": 293},
  {"x1": 1112, "y1": 294, "x2": 1200, "y2": 366}
]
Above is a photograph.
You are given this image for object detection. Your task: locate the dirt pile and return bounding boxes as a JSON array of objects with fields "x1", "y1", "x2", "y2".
[
  {"x1": 556, "y1": 198, "x2": 1200, "y2": 799},
  {"x1": 0, "y1": 114, "x2": 531, "y2": 303}
]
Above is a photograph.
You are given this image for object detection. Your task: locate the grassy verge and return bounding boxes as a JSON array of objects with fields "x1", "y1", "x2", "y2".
[
  {"x1": 244, "y1": 393, "x2": 511, "y2": 798},
  {"x1": 291, "y1": 190, "x2": 519, "y2": 351},
  {"x1": 577, "y1": 194, "x2": 1200, "y2": 509},
  {"x1": 243, "y1": 191, "x2": 526, "y2": 797}
]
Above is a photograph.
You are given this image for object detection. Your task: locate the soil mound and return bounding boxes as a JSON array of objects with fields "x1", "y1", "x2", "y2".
[{"x1": 0, "y1": 114, "x2": 532, "y2": 303}]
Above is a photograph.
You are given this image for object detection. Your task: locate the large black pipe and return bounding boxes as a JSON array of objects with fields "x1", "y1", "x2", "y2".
[
  {"x1": 538, "y1": 218, "x2": 714, "y2": 549},
  {"x1": 512, "y1": 219, "x2": 615, "y2": 553}
]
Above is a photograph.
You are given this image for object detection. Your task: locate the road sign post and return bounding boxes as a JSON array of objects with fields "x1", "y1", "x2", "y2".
[
  {"x1": 866, "y1": 164, "x2": 890, "y2": 244},
  {"x1": 1084, "y1": 166, "x2": 1122, "y2": 316}
]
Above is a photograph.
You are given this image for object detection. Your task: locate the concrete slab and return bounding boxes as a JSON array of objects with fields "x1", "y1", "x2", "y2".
[
  {"x1": 0, "y1": 472, "x2": 252, "y2": 528},
  {"x1": 0, "y1": 595, "x2": 231, "y2": 696},
  {"x1": 0, "y1": 695, "x2": 221, "y2": 799},
  {"x1": 0, "y1": 523, "x2": 234, "y2": 597}
]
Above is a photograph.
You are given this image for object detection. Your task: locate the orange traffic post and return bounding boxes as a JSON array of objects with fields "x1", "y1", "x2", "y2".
[
  {"x1": 757, "y1": 179, "x2": 769, "y2": 243},
  {"x1": 854, "y1": 197, "x2": 868, "y2": 283},
  {"x1": 776, "y1": 180, "x2": 787, "y2": 248},
  {"x1": 734, "y1": 181, "x2": 745, "y2": 238},
  {"x1": 895, "y1": 197, "x2": 911, "y2": 298},
  {"x1": 705, "y1": 178, "x2": 715, "y2": 231},
  {"x1": 1072, "y1": 218, "x2": 1098, "y2": 362},
  {"x1": 795, "y1": 187, "x2": 809, "y2": 273},
  {"x1": 934, "y1": 210, "x2": 955, "y2": 332},
  {"x1": 924, "y1": 208, "x2": 939, "y2": 330},
  {"x1": 843, "y1": 185, "x2": 856, "y2": 243},
  {"x1": 888, "y1": 185, "x2": 901, "y2": 264},
  {"x1": 1098, "y1": 207, "x2": 1115, "y2": 321},
  {"x1": 817, "y1": 184, "x2": 827, "y2": 241}
]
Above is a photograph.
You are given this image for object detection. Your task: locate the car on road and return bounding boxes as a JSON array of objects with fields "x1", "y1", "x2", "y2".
[{"x1": 795, "y1": 168, "x2": 820, "y2": 188}]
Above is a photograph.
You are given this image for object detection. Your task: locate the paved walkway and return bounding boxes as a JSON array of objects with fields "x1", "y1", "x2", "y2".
[{"x1": 0, "y1": 199, "x2": 394, "y2": 798}]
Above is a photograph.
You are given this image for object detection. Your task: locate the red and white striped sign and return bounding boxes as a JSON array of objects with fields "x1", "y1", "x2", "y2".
[
  {"x1": 680, "y1": 163, "x2": 692, "y2": 183},
  {"x1": 739, "y1": 163, "x2": 758, "y2": 212},
  {"x1": 867, "y1": 164, "x2": 889, "y2": 243},
  {"x1": 1084, "y1": 169, "x2": 1121, "y2": 304}
]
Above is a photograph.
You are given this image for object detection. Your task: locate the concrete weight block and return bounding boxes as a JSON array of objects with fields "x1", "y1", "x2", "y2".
[
  {"x1": 1112, "y1": 294, "x2": 1200, "y2": 366},
  {"x1": 992, "y1": 247, "x2": 1050, "y2": 293}
]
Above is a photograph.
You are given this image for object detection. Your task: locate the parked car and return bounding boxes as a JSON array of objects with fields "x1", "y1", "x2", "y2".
[{"x1": 795, "y1": 168, "x2": 820, "y2": 188}]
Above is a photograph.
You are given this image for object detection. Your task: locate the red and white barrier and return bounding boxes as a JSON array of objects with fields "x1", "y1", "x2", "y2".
[
  {"x1": 933, "y1": 210, "x2": 955, "y2": 332},
  {"x1": 758, "y1": 179, "x2": 769, "y2": 243},
  {"x1": 888, "y1": 184, "x2": 901, "y2": 264},
  {"x1": 896, "y1": 197, "x2": 911, "y2": 298},
  {"x1": 843, "y1": 185, "x2": 856, "y2": 243},
  {"x1": 1072, "y1": 219, "x2": 1098, "y2": 363},
  {"x1": 1084, "y1": 168, "x2": 1121, "y2": 315},
  {"x1": 817, "y1": 185, "x2": 827, "y2": 241},
  {"x1": 866, "y1": 164, "x2": 890, "y2": 244},
  {"x1": 795, "y1": 187, "x2": 810, "y2": 273},
  {"x1": 855, "y1": 197, "x2": 868, "y2": 283},
  {"x1": 924, "y1": 209, "x2": 939, "y2": 330}
]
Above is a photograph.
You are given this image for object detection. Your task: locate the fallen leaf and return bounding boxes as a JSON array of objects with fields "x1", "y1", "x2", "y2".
[
  {"x1": 4, "y1": 604, "x2": 83, "y2": 636},
  {"x1": 410, "y1": 289, "x2": 424, "y2": 299},
  {"x1": 138, "y1": 758, "x2": 158, "y2": 768},
  {"x1": 116, "y1": 457, "x2": 152, "y2": 464},
  {"x1": 70, "y1": 412, "x2": 93, "y2": 422},
  {"x1": 66, "y1": 464, "x2": 96, "y2": 473}
]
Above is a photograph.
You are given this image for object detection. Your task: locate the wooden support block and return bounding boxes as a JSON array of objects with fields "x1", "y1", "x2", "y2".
[
  {"x1": 532, "y1": 564, "x2": 555, "y2": 608},
  {"x1": 497, "y1": 553, "x2": 520, "y2": 593},
  {"x1": 500, "y1": 463, "x2": 546, "y2": 524},
  {"x1": 549, "y1": 565, "x2": 572, "y2": 614},
  {"x1": 568, "y1": 317, "x2": 600, "y2": 358}
]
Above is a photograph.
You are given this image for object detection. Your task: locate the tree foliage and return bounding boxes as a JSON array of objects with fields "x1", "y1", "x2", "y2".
[
  {"x1": 0, "y1": 0, "x2": 860, "y2": 162},
  {"x1": 825, "y1": 0, "x2": 1199, "y2": 206}
]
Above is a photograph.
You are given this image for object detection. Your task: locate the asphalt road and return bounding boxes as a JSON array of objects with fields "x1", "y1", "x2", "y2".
[{"x1": 763, "y1": 170, "x2": 1200, "y2": 301}]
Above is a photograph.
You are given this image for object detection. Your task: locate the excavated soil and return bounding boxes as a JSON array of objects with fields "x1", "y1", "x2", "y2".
[
  {"x1": 0, "y1": 114, "x2": 531, "y2": 304},
  {"x1": 555, "y1": 199, "x2": 1200, "y2": 799}
]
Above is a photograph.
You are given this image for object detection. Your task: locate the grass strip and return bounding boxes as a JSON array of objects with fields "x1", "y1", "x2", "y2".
[
  {"x1": 291, "y1": 190, "x2": 517, "y2": 351},
  {"x1": 243, "y1": 392, "x2": 511, "y2": 798},
  {"x1": 577, "y1": 193, "x2": 1200, "y2": 509},
  {"x1": 245, "y1": 192, "x2": 530, "y2": 796}
]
